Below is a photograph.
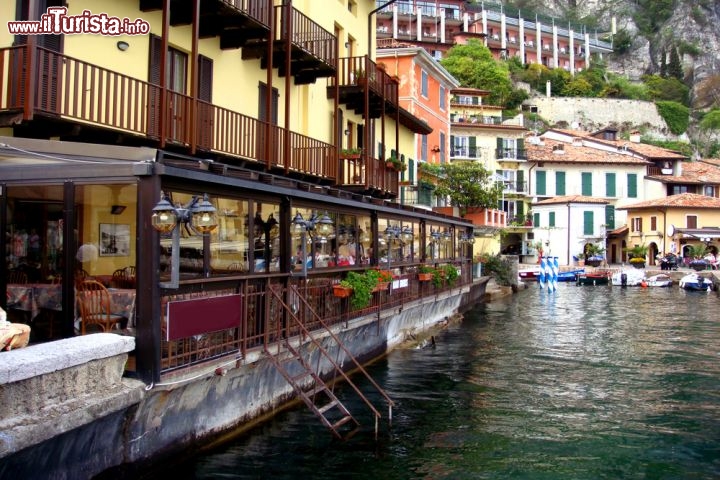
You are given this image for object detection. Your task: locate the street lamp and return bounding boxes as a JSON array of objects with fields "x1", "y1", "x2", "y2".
[
  {"x1": 382, "y1": 224, "x2": 414, "y2": 291},
  {"x1": 151, "y1": 192, "x2": 218, "y2": 288},
  {"x1": 291, "y1": 211, "x2": 335, "y2": 277}
]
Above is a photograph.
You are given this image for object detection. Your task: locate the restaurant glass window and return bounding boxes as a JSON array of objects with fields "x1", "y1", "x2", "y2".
[
  {"x1": 209, "y1": 196, "x2": 250, "y2": 274},
  {"x1": 5, "y1": 185, "x2": 66, "y2": 329},
  {"x1": 336, "y1": 213, "x2": 359, "y2": 267},
  {"x1": 159, "y1": 191, "x2": 205, "y2": 282},
  {"x1": 291, "y1": 207, "x2": 336, "y2": 270},
  {"x1": 252, "y1": 201, "x2": 280, "y2": 273},
  {"x1": 357, "y1": 215, "x2": 372, "y2": 265}
]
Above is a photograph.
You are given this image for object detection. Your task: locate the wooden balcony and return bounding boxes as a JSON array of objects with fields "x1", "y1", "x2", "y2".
[
  {"x1": 241, "y1": 2, "x2": 336, "y2": 85},
  {"x1": 338, "y1": 153, "x2": 399, "y2": 198},
  {"x1": 329, "y1": 56, "x2": 399, "y2": 119},
  {"x1": 0, "y1": 45, "x2": 337, "y2": 183},
  {"x1": 139, "y1": 0, "x2": 272, "y2": 49}
]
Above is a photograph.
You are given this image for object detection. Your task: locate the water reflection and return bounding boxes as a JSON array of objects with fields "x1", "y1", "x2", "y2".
[{"x1": 141, "y1": 284, "x2": 720, "y2": 480}]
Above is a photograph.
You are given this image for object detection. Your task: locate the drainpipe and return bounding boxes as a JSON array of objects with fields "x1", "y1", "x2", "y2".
[
  {"x1": 566, "y1": 201, "x2": 571, "y2": 265},
  {"x1": 368, "y1": 0, "x2": 399, "y2": 56}
]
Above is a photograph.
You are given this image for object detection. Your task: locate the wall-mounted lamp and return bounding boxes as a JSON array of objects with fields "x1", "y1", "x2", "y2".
[
  {"x1": 110, "y1": 205, "x2": 126, "y2": 215},
  {"x1": 344, "y1": 129, "x2": 350, "y2": 136},
  {"x1": 116, "y1": 41, "x2": 130, "y2": 52},
  {"x1": 345, "y1": 42, "x2": 350, "y2": 48},
  {"x1": 151, "y1": 192, "x2": 218, "y2": 288}
]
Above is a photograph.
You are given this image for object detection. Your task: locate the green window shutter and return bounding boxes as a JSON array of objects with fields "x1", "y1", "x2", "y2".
[
  {"x1": 583, "y1": 211, "x2": 594, "y2": 235},
  {"x1": 627, "y1": 173, "x2": 637, "y2": 198},
  {"x1": 378, "y1": 142, "x2": 384, "y2": 159},
  {"x1": 581, "y1": 172, "x2": 592, "y2": 196},
  {"x1": 472, "y1": 96, "x2": 479, "y2": 105},
  {"x1": 517, "y1": 170, "x2": 525, "y2": 192},
  {"x1": 533, "y1": 212, "x2": 540, "y2": 227},
  {"x1": 605, "y1": 173, "x2": 616, "y2": 197},
  {"x1": 517, "y1": 200, "x2": 524, "y2": 216},
  {"x1": 549, "y1": 211, "x2": 556, "y2": 227},
  {"x1": 409, "y1": 158, "x2": 415, "y2": 183},
  {"x1": 555, "y1": 171, "x2": 566, "y2": 195},
  {"x1": 536, "y1": 170, "x2": 546, "y2": 195},
  {"x1": 468, "y1": 136, "x2": 476, "y2": 158},
  {"x1": 605, "y1": 205, "x2": 615, "y2": 230}
]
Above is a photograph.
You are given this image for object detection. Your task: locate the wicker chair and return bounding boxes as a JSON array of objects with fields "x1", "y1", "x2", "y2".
[
  {"x1": 8, "y1": 270, "x2": 28, "y2": 284},
  {"x1": 76, "y1": 280, "x2": 125, "y2": 334}
]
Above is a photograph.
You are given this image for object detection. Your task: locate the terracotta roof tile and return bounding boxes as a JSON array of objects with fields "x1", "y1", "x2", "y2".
[
  {"x1": 544, "y1": 128, "x2": 686, "y2": 160},
  {"x1": 526, "y1": 141, "x2": 651, "y2": 165},
  {"x1": 617, "y1": 192, "x2": 720, "y2": 210},
  {"x1": 648, "y1": 161, "x2": 720, "y2": 184},
  {"x1": 533, "y1": 195, "x2": 609, "y2": 205}
]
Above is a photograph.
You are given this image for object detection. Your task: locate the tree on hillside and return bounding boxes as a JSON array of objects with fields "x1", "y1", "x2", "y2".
[
  {"x1": 667, "y1": 46, "x2": 683, "y2": 80},
  {"x1": 697, "y1": 109, "x2": 720, "y2": 158},
  {"x1": 440, "y1": 39, "x2": 513, "y2": 107},
  {"x1": 434, "y1": 162, "x2": 504, "y2": 215}
]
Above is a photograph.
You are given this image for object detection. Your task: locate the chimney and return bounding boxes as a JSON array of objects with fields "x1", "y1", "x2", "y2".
[{"x1": 629, "y1": 130, "x2": 641, "y2": 143}]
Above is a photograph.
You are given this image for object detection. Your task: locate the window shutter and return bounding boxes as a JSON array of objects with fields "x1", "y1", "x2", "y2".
[
  {"x1": 605, "y1": 205, "x2": 615, "y2": 230},
  {"x1": 627, "y1": 173, "x2": 637, "y2": 198},
  {"x1": 605, "y1": 172, "x2": 616, "y2": 197},
  {"x1": 536, "y1": 170, "x2": 546, "y2": 195},
  {"x1": 581, "y1": 172, "x2": 592, "y2": 196},
  {"x1": 583, "y1": 211, "x2": 594, "y2": 235},
  {"x1": 533, "y1": 212, "x2": 540, "y2": 227},
  {"x1": 555, "y1": 171, "x2": 565, "y2": 195},
  {"x1": 517, "y1": 170, "x2": 524, "y2": 192},
  {"x1": 549, "y1": 211, "x2": 555, "y2": 227}
]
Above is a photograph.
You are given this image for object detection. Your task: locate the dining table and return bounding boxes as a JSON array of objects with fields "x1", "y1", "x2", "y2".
[{"x1": 6, "y1": 283, "x2": 136, "y2": 327}]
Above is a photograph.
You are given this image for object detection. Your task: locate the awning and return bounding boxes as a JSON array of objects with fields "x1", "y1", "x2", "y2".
[{"x1": 675, "y1": 227, "x2": 720, "y2": 239}]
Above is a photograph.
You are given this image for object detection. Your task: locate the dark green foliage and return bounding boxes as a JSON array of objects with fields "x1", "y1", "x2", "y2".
[
  {"x1": 612, "y1": 29, "x2": 633, "y2": 55},
  {"x1": 434, "y1": 162, "x2": 504, "y2": 213},
  {"x1": 667, "y1": 46, "x2": 683, "y2": 80},
  {"x1": 659, "y1": 48, "x2": 667, "y2": 78},
  {"x1": 642, "y1": 75, "x2": 690, "y2": 105},
  {"x1": 481, "y1": 254, "x2": 514, "y2": 287},
  {"x1": 633, "y1": 0, "x2": 676, "y2": 36},
  {"x1": 655, "y1": 101, "x2": 690, "y2": 135},
  {"x1": 641, "y1": 138, "x2": 694, "y2": 157}
]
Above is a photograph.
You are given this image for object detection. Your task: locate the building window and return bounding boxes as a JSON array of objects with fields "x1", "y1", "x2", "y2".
[
  {"x1": 581, "y1": 172, "x2": 592, "y2": 196},
  {"x1": 631, "y1": 217, "x2": 642, "y2": 232},
  {"x1": 439, "y1": 132, "x2": 446, "y2": 164},
  {"x1": 704, "y1": 185, "x2": 716, "y2": 196},
  {"x1": 583, "y1": 211, "x2": 594, "y2": 235},
  {"x1": 555, "y1": 171, "x2": 566, "y2": 195},
  {"x1": 627, "y1": 173, "x2": 638, "y2": 198},
  {"x1": 533, "y1": 212, "x2": 540, "y2": 227},
  {"x1": 536, "y1": 171, "x2": 546, "y2": 195},
  {"x1": 671, "y1": 185, "x2": 688, "y2": 195},
  {"x1": 650, "y1": 216, "x2": 657, "y2": 231},
  {"x1": 421, "y1": 135, "x2": 428, "y2": 161},
  {"x1": 421, "y1": 70, "x2": 428, "y2": 97},
  {"x1": 439, "y1": 85, "x2": 446, "y2": 110},
  {"x1": 686, "y1": 215, "x2": 697, "y2": 229},
  {"x1": 549, "y1": 211, "x2": 556, "y2": 227},
  {"x1": 605, "y1": 172, "x2": 616, "y2": 197}
]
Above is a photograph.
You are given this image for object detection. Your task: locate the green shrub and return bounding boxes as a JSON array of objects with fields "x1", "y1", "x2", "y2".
[
  {"x1": 482, "y1": 254, "x2": 513, "y2": 286},
  {"x1": 656, "y1": 101, "x2": 690, "y2": 135}
]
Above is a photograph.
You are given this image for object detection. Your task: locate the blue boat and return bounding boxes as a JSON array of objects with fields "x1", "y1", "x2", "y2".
[
  {"x1": 679, "y1": 273, "x2": 714, "y2": 291},
  {"x1": 557, "y1": 269, "x2": 585, "y2": 281}
]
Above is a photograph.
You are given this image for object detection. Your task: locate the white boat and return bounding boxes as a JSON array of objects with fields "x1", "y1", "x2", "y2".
[
  {"x1": 678, "y1": 272, "x2": 714, "y2": 292},
  {"x1": 611, "y1": 268, "x2": 645, "y2": 286},
  {"x1": 644, "y1": 273, "x2": 673, "y2": 288}
]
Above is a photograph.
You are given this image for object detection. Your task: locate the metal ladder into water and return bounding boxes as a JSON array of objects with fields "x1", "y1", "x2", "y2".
[{"x1": 265, "y1": 284, "x2": 393, "y2": 440}]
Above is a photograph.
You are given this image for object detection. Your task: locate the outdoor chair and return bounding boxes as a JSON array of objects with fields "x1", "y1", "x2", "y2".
[{"x1": 76, "y1": 280, "x2": 125, "y2": 334}]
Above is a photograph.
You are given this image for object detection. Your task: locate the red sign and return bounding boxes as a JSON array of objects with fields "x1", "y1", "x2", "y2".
[{"x1": 166, "y1": 294, "x2": 243, "y2": 341}]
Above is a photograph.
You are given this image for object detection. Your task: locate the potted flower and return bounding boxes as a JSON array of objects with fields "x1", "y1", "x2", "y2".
[
  {"x1": 624, "y1": 244, "x2": 648, "y2": 268},
  {"x1": 575, "y1": 252, "x2": 585, "y2": 267},
  {"x1": 418, "y1": 265, "x2": 435, "y2": 282},
  {"x1": 686, "y1": 244, "x2": 709, "y2": 271},
  {"x1": 368, "y1": 269, "x2": 393, "y2": 292},
  {"x1": 337, "y1": 271, "x2": 378, "y2": 310},
  {"x1": 385, "y1": 155, "x2": 406, "y2": 172},
  {"x1": 339, "y1": 148, "x2": 362, "y2": 159},
  {"x1": 333, "y1": 283, "x2": 353, "y2": 298},
  {"x1": 584, "y1": 244, "x2": 605, "y2": 267}
]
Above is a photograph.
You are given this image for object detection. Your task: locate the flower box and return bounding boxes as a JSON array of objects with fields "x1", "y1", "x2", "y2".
[
  {"x1": 373, "y1": 281, "x2": 389, "y2": 292},
  {"x1": 418, "y1": 273, "x2": 433, "y2": 282},
  {"x1": 333, "y1": 284, "x2": 352, "y2": 298}
]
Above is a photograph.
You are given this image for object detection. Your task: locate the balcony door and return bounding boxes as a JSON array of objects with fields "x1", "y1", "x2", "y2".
[
  {"x1": 148, "y1": 35, "x2": 188, "y2": 144},
  {"x1": 13, "y1": 0, "x2": 64, "y2": 113}
]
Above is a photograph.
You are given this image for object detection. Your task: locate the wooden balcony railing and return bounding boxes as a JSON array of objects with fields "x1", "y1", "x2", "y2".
[{"x1": 0, "y1": 45, "x2": 336, "y2": 181}]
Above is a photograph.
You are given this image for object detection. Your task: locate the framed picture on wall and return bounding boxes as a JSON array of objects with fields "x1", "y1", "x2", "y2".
[{"x1": 99, "y1": 223, "x2": 130, "y2": 257}]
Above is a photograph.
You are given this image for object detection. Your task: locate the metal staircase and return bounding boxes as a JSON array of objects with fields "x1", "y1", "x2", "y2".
[{"x1": 265, "y1": 285, "x2": 393, "y2": 439}]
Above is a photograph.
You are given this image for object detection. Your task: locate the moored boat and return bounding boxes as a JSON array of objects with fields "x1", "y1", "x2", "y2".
[
  {"x1": 576, "y1": 270, "x2": 612, "y2": 286},
  {"x1": 644, "y1": 273, "x2": 673, "y2": 288},
  {"x1": 678, "y1": 273, "x2": 714, "y2": 291},
  {"x1": 611, "y1": 268, "x2": 645, "y2": 286},
  {"x1": 557, "y1": 269, "x2": 585, "y2": 282}
]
